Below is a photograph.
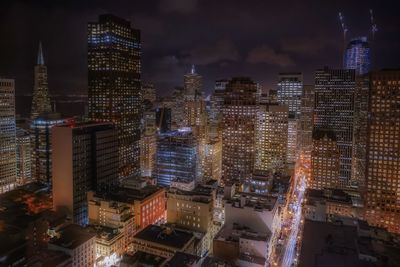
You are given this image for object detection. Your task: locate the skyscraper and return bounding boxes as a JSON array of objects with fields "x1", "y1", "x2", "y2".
[
  {"x1": 154, "y1": 129, "x2": 198, "y2": 187},
  {"x1": 184, "y1": 65, "x2": 202, "y2": 99},
  {"x1": 88, "y1": 14, "x2": 142, "y2": 179},
  {"x1": 52, "y1": 122, "x2": 119, "y2": 225},
  {"x1": 365, "y1": 70, "x2": 400, "y2": 234},
  {"x1": 277, "y1": 73, "x2": 303, "y2": 165},
  {"x1": 209, "y1": 79, "x2": 228, "y2": 124},
  {"x1": 0, "y1": 78, "x2": 16, "y2": 193},
  {"x1": 31, "y1": 113, "x2": 73, "y2": 186},
  {"x1": 298, "y1": 85, "x2": 314, "y2": 170},
  {"x1": 344, "y1": 37, "x2": 371, "y2": 76},
  {"x1": 222, "y1": 77, "x2": 258, "y2": 183},
  {"x1": 140, "y1": 111, "x2": 157, "y2": 177},
  {"x1": 16, "y1": 128, "x2": 32, "y2": 186},
  {"x1": 31, "y1": 42, "x2": 51, "y2": 120},
  {"x1": 255, "y1": 103, "x2": 289, "y2": 172},
  {"x1": 313, "y1": 68, "x2": 355, "y2": 189}
]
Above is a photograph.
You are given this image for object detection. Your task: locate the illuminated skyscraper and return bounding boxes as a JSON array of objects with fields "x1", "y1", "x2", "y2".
[
  {"x1": 31, "y1": 42, "x2": 51, "y2": 120},
  {"x1": 0, "y1": 78, "x2": 16, "y2": 193},
  {"x1": 140, "y1": 111, "x2": 157, "y2": 177},
  {"x1": 222, "y1": 77, "x2": 258, "y2": 183},
  {"x1": 298, "y1": 85, "x2": 314, "y2": 169},
  {"x1": 313, "y1": 68, "x2": 355, "y2": 188},
  {"x1": 184, "y1": 65, "x2": 202, "y2": 99},
  {"x1": 364, "y1": 70, "x2": 400, "y2": 233},
  {"x1": 310, "y1": 129, "x2": 340, "y2": 189},
  {"x1": 31, "y1": 113, "x2": 73, "y2": 186},
  {"x1": 16, "y1": 128, "x2": 32, "y2": 186},
  {"x1": 209, "y1": 79, "x2": 228, "y2": 124},
  {"x1": 52, "y1": 122, "x2": 119, "y2": 225},
  {"x1": 256, "y1": 103, "x2": 289, "y2": 171},
  {"x1": 154, "y1": 129, "x2": 198, "y2": 187},
  {"x1": 277, "y1": 73, "x2": 303, "y2": 164},
  {"x1": 344, "y1": 37, "x2": 371, "y2": 76},
  {"x1": 88, "y1": 14, "x2": 141, "y2": 179},
  {"x1": 203, "y1": 136, "x2": 222, "y2": 182}
]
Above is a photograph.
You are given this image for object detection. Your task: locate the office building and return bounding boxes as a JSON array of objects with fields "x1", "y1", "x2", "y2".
[
  {"x1": 30, "y1": 113, "x2": 73, "y2": 186},
  {"x1": 277, "y1": 73, "x2": 303, "y2": 164},
  {"x1": 310, "y1": 129, "x2": 340, "y2": 189},
  {"x1": 313, "y1": 68, "x2": 356, "y2": 188},
  {"x1": 154, "y1": 129, "x2": 198, "y2": 187},
  {"x1": 209, "y1": 79, "x2": 227, "y2": 124},
  {"x1": 48, "y1": 224, "x2": 96, "y2": 267},
  {"x1": 167, "y1": 185, "x2": 215, "y2": 254},
  {"x1": 0, "y1": 78, "x2": 16, "y2": 193},
  {"x1": 298, "y1": 85, "x2": 314, "y2": 170},
  {"x1": 88, "y1": 14, "x2": 142, "y2": 179},
  {"x1": 203, "y1": 137, "x2": 222, "y2": 182},
  {"x1": 16, "y1": 128, "x2": 32, "y2": 185},
  {"x1": 140, "y1": 111, "x2": 157, "y2": 177},
  {"x1": 31, "y1": 42, "x2": 51, "y2": 120},
  {"x1": 343, "y1": 37, "x2": 371, "y2": 76},
  {"x1": 365, "y1": 70, "x2": 400, "y2": 234},
  {"x1": 156, "y1": 107, "x2": 171, "y2": 133},
  {"x1": 222, "y1": 77, "x2": 258, "y2": 183},
  {"x1": 255, "y1": 103, "x2": 289, "y2": 171},
  {"x1": 52, "y1": 122, "x2": 119, "y2": 225},
  {"x1": 142, "y1": 82, "x2": 156, "y2": 104}
]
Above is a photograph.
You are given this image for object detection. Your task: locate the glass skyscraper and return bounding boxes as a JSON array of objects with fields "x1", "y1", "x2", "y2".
[
  {"x1": 154, "y1": 129, "x2": 198, "y2": 187},
  {"x1": 88, "y1": 14, "x2": 142, "y2": 180},
  {"x1": 344, "y1": 37, "x2": 371, "y2": 76}
]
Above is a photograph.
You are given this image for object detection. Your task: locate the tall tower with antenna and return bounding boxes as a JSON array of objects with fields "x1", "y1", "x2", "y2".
[{"x1": 338, "y1": 12, "x2": 349, "y2": 65}]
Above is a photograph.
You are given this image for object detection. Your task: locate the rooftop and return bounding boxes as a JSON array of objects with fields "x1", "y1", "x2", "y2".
[
  {"x1": 120, "y1": 251, "x2": 167, "y2": 266},
  {"x1": 95, "y1": 185, "x2": 164, "y2": 203},
  {"x1": 134, "y1": 225, "x2": 194, "y2": 249},
  {"x1": 165, "y1": 252, "x2": 200, "y2": 267},
  {"x1": 49, "y1": 224, "x2": 96, "y2": 250}
]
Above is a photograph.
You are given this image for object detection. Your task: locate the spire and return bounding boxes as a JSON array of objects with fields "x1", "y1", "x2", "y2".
[
  {"x1": 37, "y1": 42, "x2": 44, "y2": 65},
  {"x1": 191, "y1": 64, "x2": 195, "y2": 74}
]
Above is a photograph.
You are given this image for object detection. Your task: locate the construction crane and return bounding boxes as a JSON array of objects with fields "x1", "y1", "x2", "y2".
[{"x1": 370, "y1": 9, "x2": 378, "y2": 41}]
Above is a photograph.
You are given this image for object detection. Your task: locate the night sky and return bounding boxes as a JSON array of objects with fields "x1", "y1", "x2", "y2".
[{"x1": 1, "y1": 0, "x2": 399, "y2": 97}]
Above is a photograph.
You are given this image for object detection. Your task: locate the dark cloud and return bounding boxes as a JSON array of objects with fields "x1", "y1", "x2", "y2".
[
  {"x1": 181, "y1": 39, "x2": 240, "y2": 65},
  {"x1": 247, "y1": 46, "x2": 294, "y2": 67},
  {"x1": 159, "y1": 0, "x2": 198, "y2": 14}
]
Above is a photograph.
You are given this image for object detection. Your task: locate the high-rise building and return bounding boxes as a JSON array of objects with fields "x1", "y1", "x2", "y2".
[
  {"x1": 277, "y1": 73, "x2": 303, "y2": 117},
  {"x1": 52, "y1": 122, "x2": 119, "y2": 225},
  {"x1": 16, "y1": 128, "x2": 32, "y2": 186},
  {"x1": 156, "y1": 107, "x2": 171, "y2": 133},
  {"x1": 203, "y1": 137, "x2": 222, "y2": 182},
  {"x1": 154, "y1": 129, "x2": 198, "y2": 187},
  {"x1": 313, "y1": 68, "x2": 356, "y2": 188},
  {"x1": 88, "y1": 14, "x2": 142, "y2": 179},
  {"x1": 277, "y1": 73, "x2": 303, "y2": 165},
  {"x1": 344, "y1": 37, "x2": 371, "y2": 76},
  {"x1": 30, "y1": 113, "x2": 73, "y2": 186},
  {"x1": 140, "y1": 111, "x2": 157, "y2": 177},
  {"x1": 298, "y1": 85, "x2": 314, "y2": 170},
  {"x1": 0, "y1": 78, "x2": 16, "y2": 193},
  {"x1": 255, "y1": 103, "x2": 289, "y2": 171},
  {"x1": 142, "y1": 82, "x2": 156, "y2": 104},
  {"x1": 222, "y1": 77, "x2": 258, "y2": 183},
  {"x1": 209, "y1": 79, "x2": 228, "y2": 124},
  {"x1": 365, "y1": 70, "x2": 400, "y2": 234},
  {"x1": 310, "y1": 129, "x2": 340, "y2": 189},
  {"x1": 184, "y1": 65, "x2": 202, "y2": 99},
  {"x1": 31, "y1": 42, "x2": 51, "y2": 120}
]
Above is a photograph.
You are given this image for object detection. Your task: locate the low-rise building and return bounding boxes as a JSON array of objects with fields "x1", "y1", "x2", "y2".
[
  {"x1": 132, "y1": 224, "x2": 197, "y2": 259},
  {"x1": 48, "y1": 224, "x2": 96, "y2": 267}
]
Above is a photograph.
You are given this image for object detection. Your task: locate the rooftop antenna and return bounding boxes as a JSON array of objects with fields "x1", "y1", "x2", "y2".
[{"x1": 369, "y1": 9, "x2": 378, "y2": 41}]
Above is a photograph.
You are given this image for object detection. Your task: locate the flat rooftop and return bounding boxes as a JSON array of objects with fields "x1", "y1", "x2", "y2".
[
  {"x1": 120, "y1": 251, "x2": 167, "y2": 266},
  {"x1": 49, "y1": 224, "x2": 96, "y2": 250},
  {"x1": 134, "y1": 225, "x2": 194, "y2": 249},
  {"x1": 95, "y1": 185, "x2": 163, "y2": 203},
  {"x1": 166, "y1": 252, "x2": 200, "y2": 266}
]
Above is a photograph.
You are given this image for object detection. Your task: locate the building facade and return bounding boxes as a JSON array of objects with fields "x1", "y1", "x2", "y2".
[
  {"x1": 88, "y1": 14, "x2": 142, "y2": 179},
  {"x1": 222, "y1": 77, "x2": 258, "y2": 183},
  {"x1": 52, "y1": 122, "x2": 119, "y2": 225},
  {"x1": 344, "y1": 37, "x2": 371, "y2": 76},
  {"x1": 154, "y1": 130, "x2": 199, "y2": 187},
  {"x1": 31, "y1": 42, "x2": 51, "y2": 120},
  {"x1": 0, "y1": 78, "x2": 16, "y2": 193},
  {"x1": 365, "y1": 70, "x2": 400, "y2": 234},
  {"x1": 16, "y1": 128, "x2": 32, "y2": 186},
  {"x1": 255, "y1": 103, "x2": 289, "y2": 172},
  {"x1": 314, "y1": 68, "x2": 356, "y2": 188}
]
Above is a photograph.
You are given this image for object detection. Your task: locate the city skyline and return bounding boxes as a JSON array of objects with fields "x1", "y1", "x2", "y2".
[{"x1": 1, "y1": 0, "x2": 400, "y2": 100}]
